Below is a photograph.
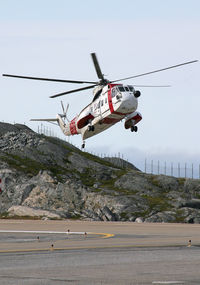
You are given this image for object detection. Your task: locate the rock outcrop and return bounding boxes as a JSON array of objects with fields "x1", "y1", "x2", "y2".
[{"x1": 0, "y1": 122, "x2": 200, "y2": 223}]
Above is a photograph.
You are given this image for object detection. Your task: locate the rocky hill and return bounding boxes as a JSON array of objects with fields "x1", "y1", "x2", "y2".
[{"x1": 0, "y1": 122, "x2": 200, "y2": 223}]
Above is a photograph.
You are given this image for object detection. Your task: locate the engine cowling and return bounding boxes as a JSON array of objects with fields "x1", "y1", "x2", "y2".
[
  {"x1": 124, "y1": 111, "x2": 142, "y2": 129},
  {"x1": 134, "y1": 90, "x2": 141, "y2": 98}
]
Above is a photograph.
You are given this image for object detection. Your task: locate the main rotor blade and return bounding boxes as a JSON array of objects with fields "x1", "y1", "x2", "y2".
[
  {"x1": 111, "y1": 60, "x2": 198, "y2": 83},
  {"x1": 2, "y1": 74, "x2": 97, "y2": 84},
  {"x1": 50, "y1": 84, "x2": 97, "y2": 98},
  {"x1": 133, "y1": 85, "x2": 171, "y2": 87},
  {"x1": 91, "y1": 53, "x2": 104, "y2": 81}
]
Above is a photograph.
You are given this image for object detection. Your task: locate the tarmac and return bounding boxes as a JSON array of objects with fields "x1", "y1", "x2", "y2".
[{"x1": 0, "y1": 219, "x2": 200, "y2": 284}]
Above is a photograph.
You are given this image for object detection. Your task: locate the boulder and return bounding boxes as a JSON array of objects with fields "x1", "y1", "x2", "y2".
[{"x1": 8, "y1": 205, "x2": 61, "y2": 219}]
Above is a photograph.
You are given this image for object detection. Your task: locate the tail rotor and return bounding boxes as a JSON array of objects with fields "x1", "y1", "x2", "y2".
[{"x1": 60, "y1": 101, "x2": 69, "y2": 122}]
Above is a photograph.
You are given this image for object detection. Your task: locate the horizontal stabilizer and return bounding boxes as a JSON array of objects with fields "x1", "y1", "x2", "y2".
[{"x1": 30, "y1": 118, "x2": 58, "y2": 122}]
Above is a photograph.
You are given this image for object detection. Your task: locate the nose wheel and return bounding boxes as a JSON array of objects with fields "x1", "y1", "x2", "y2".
[
  {"x1": 131, "y1": 126, "x2": 138, "y2": 132},
  {"x1": 81, "y1": 141, "x2": 85, "y2": 149}
]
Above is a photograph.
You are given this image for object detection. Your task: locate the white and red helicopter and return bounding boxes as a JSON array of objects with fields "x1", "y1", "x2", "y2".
[{"x1": 3, "y1": 53, "x2": 197, "y2": 148}]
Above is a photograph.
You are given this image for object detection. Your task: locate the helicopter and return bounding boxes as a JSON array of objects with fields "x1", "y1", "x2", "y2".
[{"x1": 3, "y1": 53, "x2": 197, "y2": 148}]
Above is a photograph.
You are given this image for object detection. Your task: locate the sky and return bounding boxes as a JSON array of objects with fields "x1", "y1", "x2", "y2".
[{"x1": 1, "y1": 0, "x2": 200, "y2": 176}]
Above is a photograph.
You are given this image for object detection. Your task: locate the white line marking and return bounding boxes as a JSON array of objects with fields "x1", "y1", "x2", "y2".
[
  {"x1": 152, "y1": 281, "x2": 185, "y2": 284},
  {"x1": 0, "y1": 230, "x2": 85, "y2": 234},
  {"x1": 0, "y1": 221, "x2": 24, "y2": 224}
]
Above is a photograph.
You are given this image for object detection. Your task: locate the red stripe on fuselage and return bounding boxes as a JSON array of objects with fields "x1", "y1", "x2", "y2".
[
  {"x1": 70, "y1": 117, "x2": 78, "y2": 135},
  {"x1": 107, "y1": 85, "x2": 114, "y2": 113}
]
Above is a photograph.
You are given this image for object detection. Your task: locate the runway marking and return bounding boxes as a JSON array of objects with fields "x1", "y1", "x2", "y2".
[
  {"x1": 0, "y1": 243, "x2": 188, "y2": 254},
  {"x1": 0, "y1": 230, "x2": 85, "y2": 234},
  {"x1": 0, "y1": 230, "x2": 114, "y2": 238},
  {"x1": 152, "y1": 281, "x2": 185, "y2": 284},
  {"x1": 0, "y1": 221, "x2": 24, "y2": 224},
  {"x1": 89, "y1": 232, "x2": 114, "y2": 238}
]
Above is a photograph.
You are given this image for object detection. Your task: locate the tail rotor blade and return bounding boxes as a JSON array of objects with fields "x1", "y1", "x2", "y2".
[
  {"x1": 61, "y1": 101, "x2": 65, "y2": 113},
  {"x1": 65, "y1": 103, "x2": 69, "y2": 114},
  {"x1": 60, "y1": 101, "x2": 69, "y2": 121}
]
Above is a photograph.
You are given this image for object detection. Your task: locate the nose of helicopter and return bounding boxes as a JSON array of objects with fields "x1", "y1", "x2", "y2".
[{"x1": 119, "y1": 93, "x2": 138, "y2": 112}]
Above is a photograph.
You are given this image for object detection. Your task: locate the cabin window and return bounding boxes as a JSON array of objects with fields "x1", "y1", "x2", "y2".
[
  {"x1": 97, "y1": 102, "x2": 100, "y2": 108},
  {"x1": 105, "y1": 98, "x2": 107, "y2": 104},
  {"x1": 101, "y1": 100, "x2": 104, "y2": 106}
]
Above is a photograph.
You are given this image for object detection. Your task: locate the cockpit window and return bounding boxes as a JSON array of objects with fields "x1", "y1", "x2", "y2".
[
  {"x1": 118, "y1": 86, "x2": 125, "y2": 92},
  {"x1": 128, "y1": 85, "x2": 134, "y2": 92},
  {"x1": 125, "y1": 87, "x2": 129, "y2": 91}
]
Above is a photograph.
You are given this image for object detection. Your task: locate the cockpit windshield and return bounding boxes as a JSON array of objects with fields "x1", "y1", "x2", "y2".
[
  {"x1": 117, "y1": 86, "x2": 134, "y2": 92},
  {"x1": 118, "y1": 86, "x2": 125, "y2": 92},
  {"x1": 128, "y1": 85, "x2": 134, "y2": 92}
]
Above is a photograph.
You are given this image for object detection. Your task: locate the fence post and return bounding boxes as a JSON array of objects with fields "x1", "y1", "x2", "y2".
[
  {"x1": 164, "y1": 161, "x2": 166, "y2": 175},
  {"x1": 171, "y1": 162, "x2": 173, "y2": 176},
  {"x1": 199, "y1": 165, "x2": 200, "y2": 179},
  {"x1": 185, "y1": 163, "x2": 187, "y2": 178},
  {"x1": 145, "y1": 159, "x2": 147, "y2": 173},
  {"x1": 178, "y1": 163, "x2": 180, "y2": 178},
  {"x1": 151, "y1": 160, "x2": 153, "y2": 174},
  {"x1": 192, "y1": 164, "x2": 193, "y2": 179}
]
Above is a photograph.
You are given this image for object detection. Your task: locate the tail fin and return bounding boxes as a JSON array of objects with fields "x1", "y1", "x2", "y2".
[
  {"x1": 56, "y1": 114, "x2": 70, "y2": 136},
  {"x1": 30, "y1": 102, "x2": 71, "y2": 136}
]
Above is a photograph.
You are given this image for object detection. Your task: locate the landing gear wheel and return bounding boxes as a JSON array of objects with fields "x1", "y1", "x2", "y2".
[
  {"x1": 131, "y1": 126, "x2": 138, "y2": 132},
  {"x1": 88, "y1": 125, "x2": 95, "y2": 132},
  {"x1": 81, "y1": 142, "x2": 85, "y2": 149}
]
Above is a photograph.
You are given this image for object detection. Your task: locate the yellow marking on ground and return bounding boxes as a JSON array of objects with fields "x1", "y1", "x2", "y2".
[
  {"x1": 0, "y1": 232, "x2": 115, "y2": 253},
  {"x1": 88, "y1": 232, "x2": 115, "y2": 238}
]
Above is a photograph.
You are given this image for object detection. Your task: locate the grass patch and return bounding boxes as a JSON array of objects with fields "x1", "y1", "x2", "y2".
[
  {"x1": 174, "y1": 209, "x2": 186, "y2": 223},
  {"x1": 45, "y1": 136, "x2": 120, "y2": 169},
  {"x1": 120, "y1": 212, "x2": 128, "y2": 219},
  {"x1": 149, "y1": 175, "x2": 162, "y2": 188},
  {"x1": 70, "y1": 214, "x2": 82, "y2": 220},
  {"x1": 79, "y1": 151, "x2": 119, "y2": 168},
  {"x1": 77, "y1": 168, "x2": 96, "y2": 187},
  {"x1": 177, "y1": 178, "x2": 186, "y2": 186},
  {"x1": 141, "y1": 194, "x2": 172, "y2": 213},
  {"x1": 1, "y1": 153, "x2": 70, "y2": 182},
  {"x1": 1, "y1": 153, "x2": 46, "y2": 175}
]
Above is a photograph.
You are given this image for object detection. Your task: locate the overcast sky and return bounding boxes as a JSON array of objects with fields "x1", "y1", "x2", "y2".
[{"x1": 1, "y1": 0, "x2": 200, "y2": 176}]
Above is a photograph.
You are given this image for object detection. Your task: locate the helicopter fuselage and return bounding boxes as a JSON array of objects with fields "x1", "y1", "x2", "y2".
[{"x1": 60, "y1": 83, "x2": 142, "y2": 141}]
